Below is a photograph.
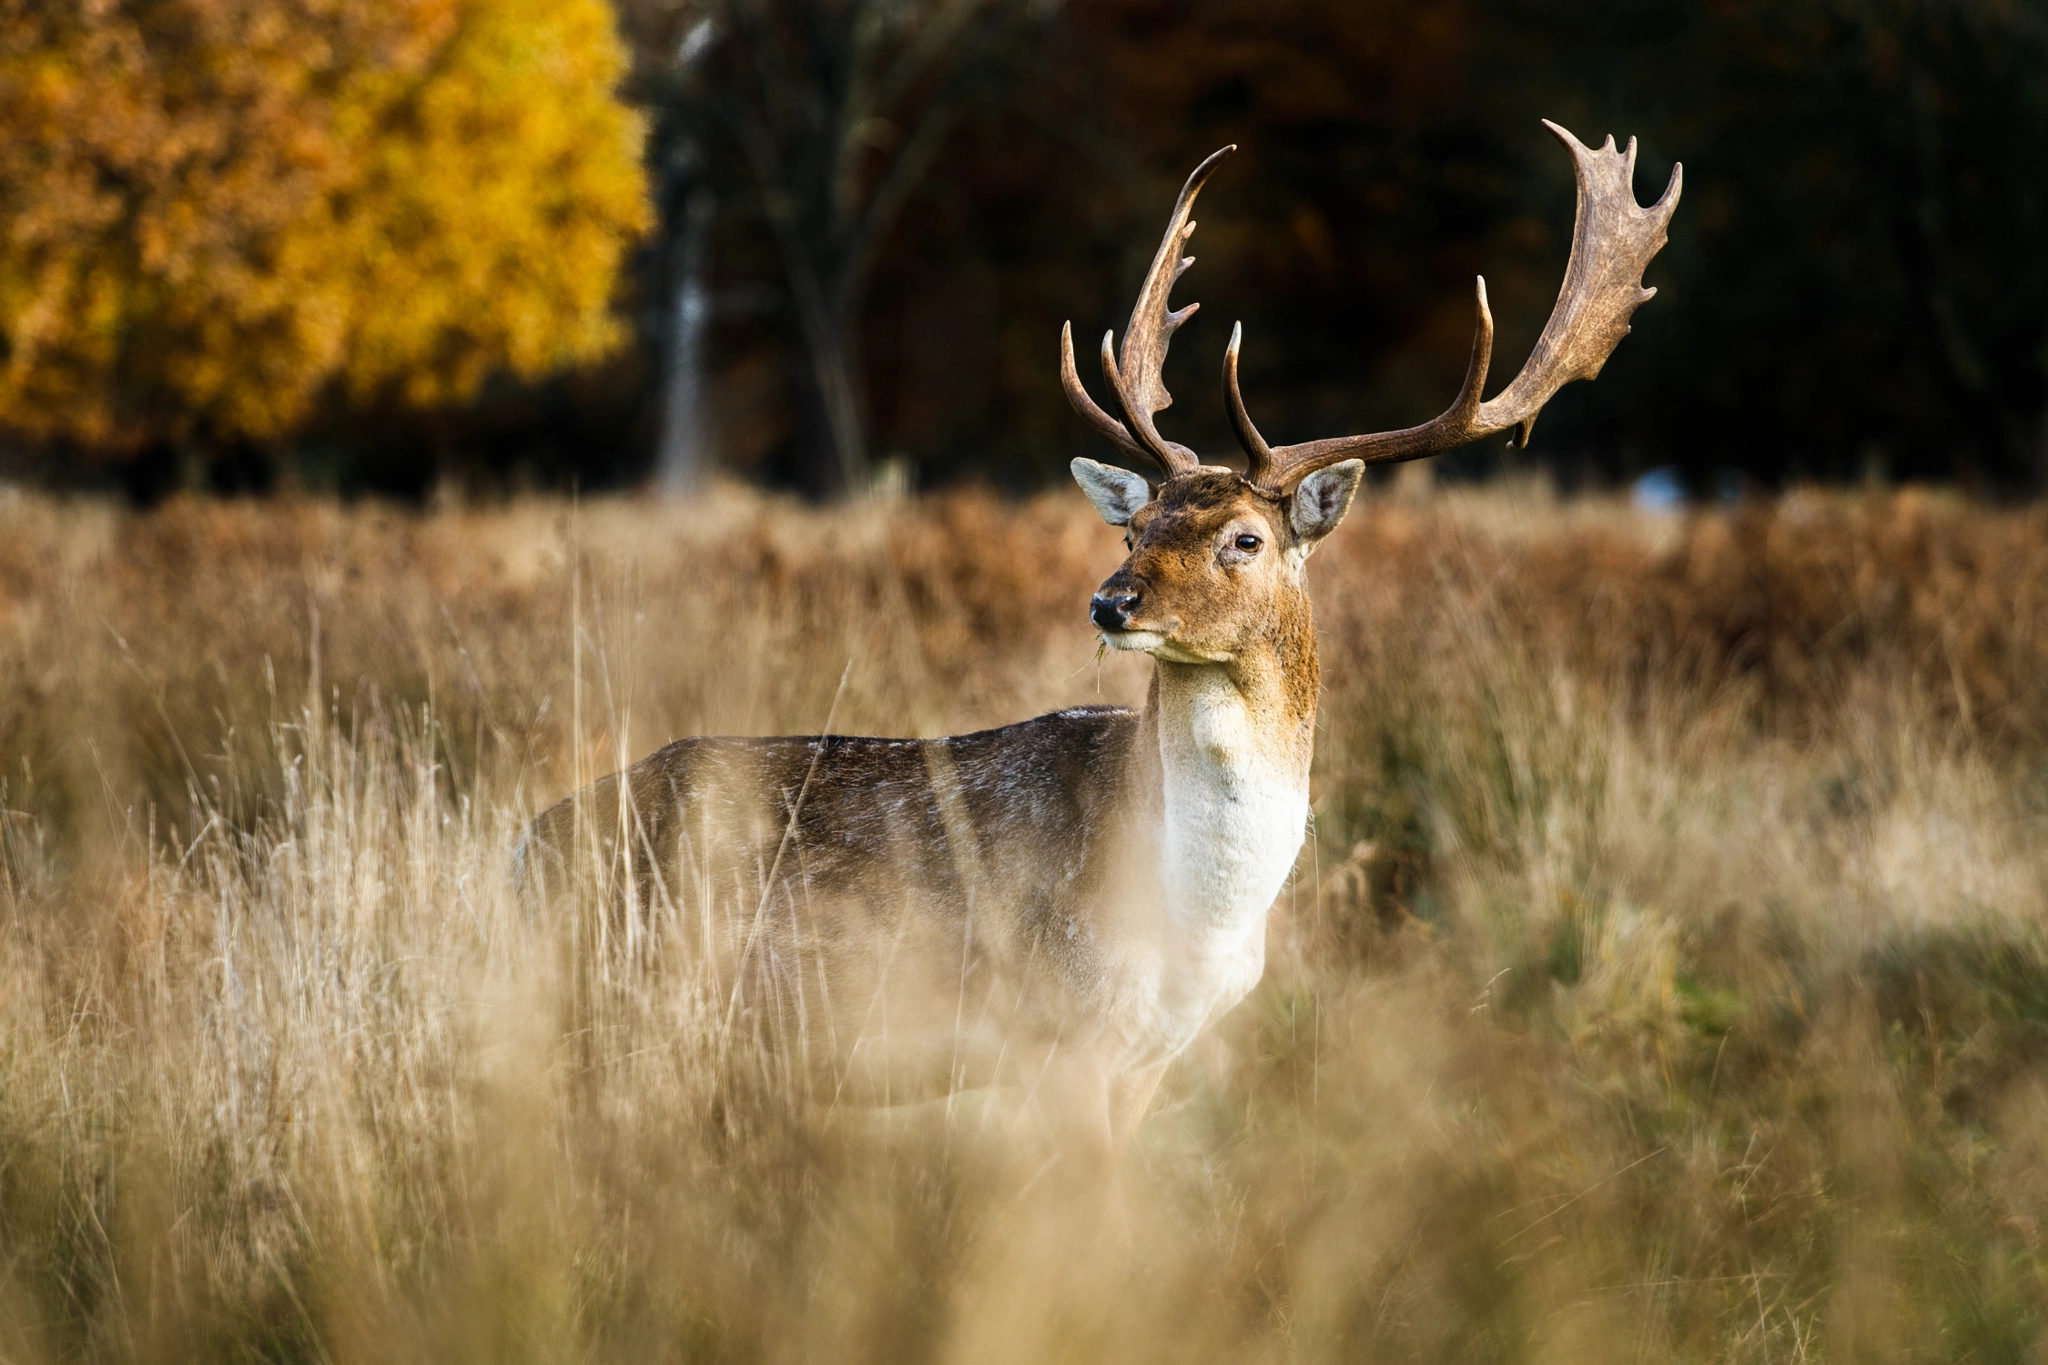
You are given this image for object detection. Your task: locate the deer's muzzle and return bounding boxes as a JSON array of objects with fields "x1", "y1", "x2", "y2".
[{"x1": 1090, "y1": 575, "x2": 1143, "y2": 631}]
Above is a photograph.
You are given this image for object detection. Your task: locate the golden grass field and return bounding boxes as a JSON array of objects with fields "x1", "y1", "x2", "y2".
[{"x1": 7, "y1": 479, "x2": 2048, "y2": 1361}]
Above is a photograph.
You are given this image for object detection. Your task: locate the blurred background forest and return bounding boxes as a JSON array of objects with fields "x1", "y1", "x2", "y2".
[
  {"x1": 19, "y1": 7, "x2": 2048, "y2": 1357},
  {"x1": 3, "y1": 0, "x2": 2046, "y2": 502}
]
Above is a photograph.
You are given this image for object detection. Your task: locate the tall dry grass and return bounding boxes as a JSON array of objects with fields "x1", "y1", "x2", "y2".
[{"x1": 6, "y1": 479, "x2": 2048, "y2": 1361}]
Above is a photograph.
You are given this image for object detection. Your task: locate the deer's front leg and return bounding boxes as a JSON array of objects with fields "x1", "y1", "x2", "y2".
[
  {"x1": 1108, "y1": 1060, "x2": 1170, "y2": 1144},
  {"x1": 1026, "y1": 1051, "x2": 1116, "y2": 1164}
]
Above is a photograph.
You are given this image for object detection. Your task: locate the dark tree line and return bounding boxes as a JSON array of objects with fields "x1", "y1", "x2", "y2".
[
  {"x1": 615, "y1": 0, "x2": 2048, "y2": 497},
  {"x1": 12, "y1": 0, "x2": 2048, "y2": 497}
]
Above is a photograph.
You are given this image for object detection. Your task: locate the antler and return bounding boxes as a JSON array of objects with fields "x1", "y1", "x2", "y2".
[
  {"x1": 1231, "y1": 121, "x2": 1682, "y2": 491},
  {"x1": 1061, "y1": 145, "x2": 1236, "y2": 478}
]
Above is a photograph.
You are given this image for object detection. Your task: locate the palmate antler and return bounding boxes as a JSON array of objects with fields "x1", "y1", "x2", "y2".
[
  {"x1": 1061, "y1": 145, "x2": 1235, "y2": 478},
  {"x1": 1065, "y1": 123, "x2": 1683, "y2": 493}
]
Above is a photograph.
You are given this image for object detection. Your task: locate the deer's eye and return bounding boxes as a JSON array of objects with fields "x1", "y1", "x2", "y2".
[
  {"x1": 1234, "y1": 534, "x2": 1262, "y2": 554},
  {"x1": 1124, "y1": 532, "x2": 1133, "y2": 550}
]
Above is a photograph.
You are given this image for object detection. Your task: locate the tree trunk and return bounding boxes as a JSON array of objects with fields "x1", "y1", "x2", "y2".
[
  {"x1": 794, "y1": 292, "x2": 870, "y2": 497},
  {"x1": 654, "y1": 190, "x2": 716, "y2": 496}
]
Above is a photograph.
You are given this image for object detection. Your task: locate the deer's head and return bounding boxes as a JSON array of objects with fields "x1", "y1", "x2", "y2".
[
  {"x1": 1072, "y1": 464, "x2": 1358, "y2": 663},
  {"x1": 1064, "y1": 126, "x2": 1681, "y2": 663}
]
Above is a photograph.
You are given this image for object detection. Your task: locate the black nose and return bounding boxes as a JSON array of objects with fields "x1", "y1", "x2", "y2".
[{"x1": 1091, "y1": 590, "x2": 1139, "y2": 631}]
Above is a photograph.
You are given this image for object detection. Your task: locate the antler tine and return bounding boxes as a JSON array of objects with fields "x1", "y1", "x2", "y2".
[
  {"x1": 1244, "y1": 121, "x2": 1682, "y2": 490},
  {"x1": 1224, "y1": 320, "x2": 1277, "y2": 486},
  {"x1": 1246, "y1": 278, "x2": 1496, "y2": 476},
  {"x1": 1060, "y1": 321, "x2": 1152, "y2": 468}
]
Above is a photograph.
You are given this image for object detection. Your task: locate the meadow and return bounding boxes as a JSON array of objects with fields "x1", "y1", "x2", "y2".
[{"x1": 5, "y1": 478, "x2": 2048, "y2": 1362}]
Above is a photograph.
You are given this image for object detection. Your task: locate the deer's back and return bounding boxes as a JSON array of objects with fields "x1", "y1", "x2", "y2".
[{"x1": 525, "y1": 704, "x2": 1140, "y2": 893}]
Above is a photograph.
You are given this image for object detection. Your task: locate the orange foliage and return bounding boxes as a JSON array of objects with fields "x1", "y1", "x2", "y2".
[{"x1": 0, "y1": 0, "x2": 649, "y2": 451}]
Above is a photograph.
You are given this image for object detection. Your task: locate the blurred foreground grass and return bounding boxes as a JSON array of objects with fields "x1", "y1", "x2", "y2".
[{"x1": 6, "y1": 481, "x2": 2048, "y2": 1361}]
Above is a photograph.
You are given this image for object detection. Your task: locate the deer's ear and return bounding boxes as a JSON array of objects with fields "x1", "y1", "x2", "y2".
[
  {"x1": 1288, "y1": 460, "x2": 1364, "y2": 548},
  {"x1": 1070, "y1": 458, "x2": 1151, "y2": 526}
]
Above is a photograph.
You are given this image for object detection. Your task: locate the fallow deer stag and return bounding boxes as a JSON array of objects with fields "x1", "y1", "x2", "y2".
[{"x1": 523, "y1": 121, "x2": 1680, "y2": 1146}]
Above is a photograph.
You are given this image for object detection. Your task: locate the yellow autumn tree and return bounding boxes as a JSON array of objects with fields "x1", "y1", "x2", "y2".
[{"x1": 0, "y1": 0, "x2": 649, "y2": 452}]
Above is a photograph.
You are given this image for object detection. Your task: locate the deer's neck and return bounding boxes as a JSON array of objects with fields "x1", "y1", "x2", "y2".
[{"x1": 1141, "y1": 594, "x2": 1318, "y2": 961}]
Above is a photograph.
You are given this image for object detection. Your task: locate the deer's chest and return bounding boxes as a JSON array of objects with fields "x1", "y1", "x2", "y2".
[{"x1": 1146, "y1": 678, "x2": 1308, "y2": 1046}]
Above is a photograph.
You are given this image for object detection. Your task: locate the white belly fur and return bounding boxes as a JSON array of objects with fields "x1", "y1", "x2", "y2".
[{"x1": 1145, "y1": 667, "x2": 1308, "y2": 1060}]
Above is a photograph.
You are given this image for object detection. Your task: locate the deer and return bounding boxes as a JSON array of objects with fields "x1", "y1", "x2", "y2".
[{"x1": 522, "y1": 121, "x2": 1680, "y2": 1153}]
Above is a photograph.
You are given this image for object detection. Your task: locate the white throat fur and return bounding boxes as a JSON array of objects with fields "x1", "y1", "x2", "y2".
[{"x1": 1148, "y1": 663, "x2": 1309, "y2": 1041}]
